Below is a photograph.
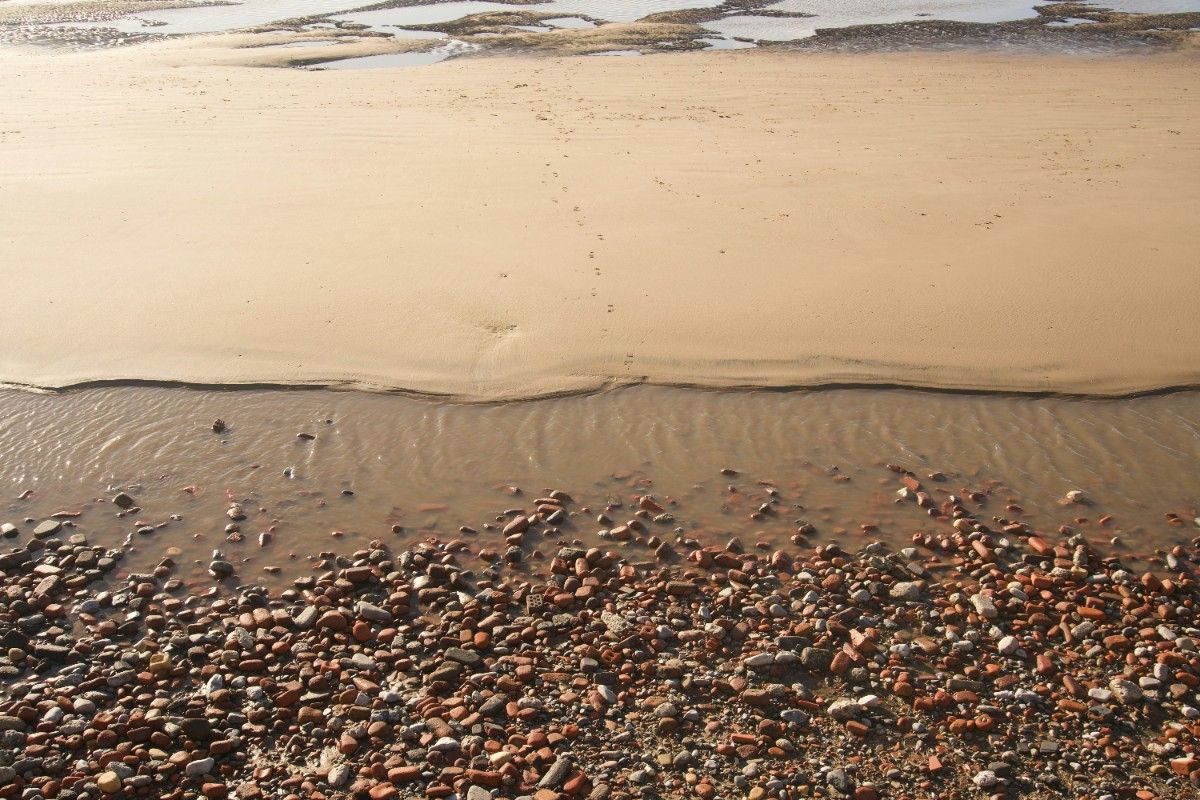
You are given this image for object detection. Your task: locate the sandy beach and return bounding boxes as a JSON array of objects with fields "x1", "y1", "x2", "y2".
[{"x1": 1, "y1": 42, "x2": 1198, "y2": 398}]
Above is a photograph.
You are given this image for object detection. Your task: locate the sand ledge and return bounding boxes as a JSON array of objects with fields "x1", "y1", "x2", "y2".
[
  {"x1": 5, "y1": 374, "x2": 1200, "y2": 404},
  {"x1": 1, "y1": 44, "x2": 1197, "y2": 400}
]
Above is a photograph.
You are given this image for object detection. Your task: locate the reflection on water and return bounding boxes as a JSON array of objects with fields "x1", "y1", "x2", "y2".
[
  {"x1": 330, "y1": 2, "x2": 520, "y2": 29},
  {"x1": 1, "y1": 385, "x2": 1196, "y2": 587},
  {"x1": 705, "y1": 0, "x2": 1055, "y2": 41},
  {"x1": 307, "y1": 46, "x2": 464, "y2": 68},
  {"x1": 534, "y1": 0, "x2": 720, "y2": 21}
]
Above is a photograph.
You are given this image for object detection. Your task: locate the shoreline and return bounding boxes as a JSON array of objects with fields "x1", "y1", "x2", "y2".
[
  {"x1": 6, "y1": 375, "x2": 1200, "y2": 404},
  {"x1": 1, "y1": 382, "x2": 1196, "y2": 582},
  {"x1": 1, "y1": 46, "x2": 1198, "y2": 401}
]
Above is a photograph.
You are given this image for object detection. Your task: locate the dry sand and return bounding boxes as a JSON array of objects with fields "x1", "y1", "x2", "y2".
[{"x1": 0, "y1": 41, "x2": 1197, "y2": 398}]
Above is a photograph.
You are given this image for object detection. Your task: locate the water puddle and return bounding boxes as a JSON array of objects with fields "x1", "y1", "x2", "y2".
[
  {"x1": 306, "y1": 40, "x2": 476, "y2": 68},
  {"x1": 329, "y1": 2, "x2": 520, "y2": 29},
  {"x1": 589, "y1": 47, "x2": 643, "y2": 55},
  {"x1": 705, "y1": 0, "x2": 1056, "y2": 41},
  {"x1": 534, "y1": 0, "x2": 721, "y2": 21}
]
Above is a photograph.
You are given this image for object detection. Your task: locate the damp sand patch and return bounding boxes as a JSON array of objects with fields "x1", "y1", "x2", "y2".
[{"x1": 304, "y1": 38, "x2": 477, "y2": 66}]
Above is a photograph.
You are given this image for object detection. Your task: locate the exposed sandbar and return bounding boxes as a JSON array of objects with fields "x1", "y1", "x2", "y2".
[{"x1": 0, "y1": 43, "x2": 1197, "y2": 398}]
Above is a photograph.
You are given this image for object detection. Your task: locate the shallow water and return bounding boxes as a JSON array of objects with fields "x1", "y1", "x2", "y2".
[
  {"x1": 1, "y1": 385, "x2": 1196, "y2": 588},
  {"x1": 330, "y1": 2, "x2": 521, "y2": 29},
  {"x1": 306, "y1": 41, "x2": 470, "y2": 66},
  {"x1": 534, "y1": 0, "x2": 720, "y2": 20},
  {"x1": 705, "y1": 0, "x2": 1053, "y2": 41}
]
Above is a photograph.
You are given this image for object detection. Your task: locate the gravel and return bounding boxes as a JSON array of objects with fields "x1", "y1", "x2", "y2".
[{"x1": 0, "y1": 466, "x2": 1198, "y2": 799}]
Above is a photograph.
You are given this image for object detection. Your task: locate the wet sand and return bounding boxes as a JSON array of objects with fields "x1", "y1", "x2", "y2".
[
  {"x1": 3, "y1": 385, "x2": 1197, "y2": 585},
  {"x1": 1, "y1": 43, "x2": 1198, "y2": 397}
]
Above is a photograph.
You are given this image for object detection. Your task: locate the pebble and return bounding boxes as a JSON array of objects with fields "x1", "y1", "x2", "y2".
[
  {"x1": 969, "y1": 592, "x2": 998, "y2": 619},
  {"x1": 827, "y1": 698, "x2": 861, "y2": 721},
  {"x1": 96, "y1": 771, "x2": 121, "y2": 793},
  {"x1": 888, "y1": 581, "x2": 922, "y2": 601},
  {"x1": 1109, "y1": 678, "x2": 1144, "y2": 704},
  {"x1": 972, "y1": 769, "x2": 998, "y2": 789},
  {"x1": 185, "y1": 757, "x2": 215, "y2": 777},
  {"x1": 327, "y1": 763, "x2": 351, "y2": 787}
]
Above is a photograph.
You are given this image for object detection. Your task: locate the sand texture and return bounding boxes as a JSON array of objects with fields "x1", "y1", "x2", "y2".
[{"x1": 1, "y1": 43, "x2": 1198, "y2": 398}]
